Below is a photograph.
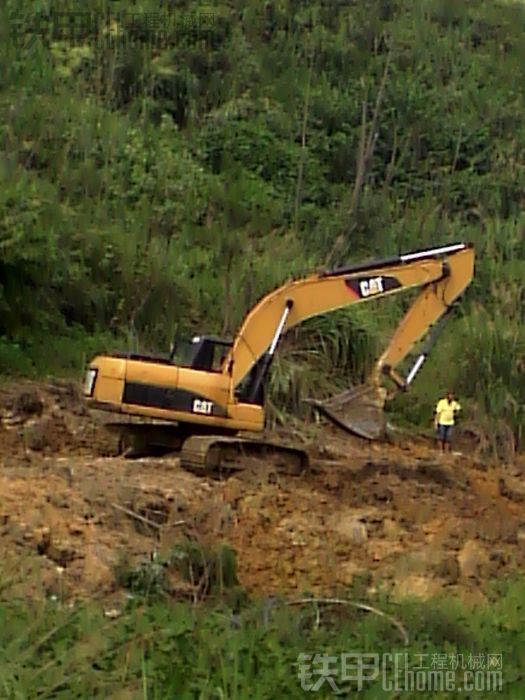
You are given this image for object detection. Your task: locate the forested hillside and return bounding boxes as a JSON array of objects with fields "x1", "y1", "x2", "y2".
[{"x1": 1, "y1": 0, "x2": 523, "y2": 451}]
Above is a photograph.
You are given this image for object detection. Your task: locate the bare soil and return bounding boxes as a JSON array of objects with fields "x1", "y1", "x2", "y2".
[{"x1": 0, "y1": 380, "x2": 524, "y2": 607}]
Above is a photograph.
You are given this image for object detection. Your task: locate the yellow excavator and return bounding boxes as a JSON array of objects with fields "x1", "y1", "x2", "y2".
[{"x1": 83, "y1": 242, "x2": 475, "y2": 473}]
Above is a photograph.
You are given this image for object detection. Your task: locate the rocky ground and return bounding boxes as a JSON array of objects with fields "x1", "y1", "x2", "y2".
[{"x1": 0, "y1": 380, "x2": 524, "y2": 609}]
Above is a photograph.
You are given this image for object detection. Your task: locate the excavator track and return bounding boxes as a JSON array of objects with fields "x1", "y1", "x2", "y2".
[
  {"x1": 104, "y1": 423, "x2": 309, "y2": 477},
  {"x1": 180, "y1": 434, "x2": 309, "y2": 477}
]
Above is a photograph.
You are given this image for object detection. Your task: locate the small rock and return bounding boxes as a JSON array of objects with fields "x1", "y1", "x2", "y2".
[
  {"x1": 14, "y1": 389, "x2": 44, "y2": 417},
  {"x1": 35, "y1": 527, "x2": 52, "y2": 554},
  {"x1": 68, "y1": 521, "x2": 85, "y2": 536},
  {"x1": 396, "y1": 548, "x2": 445, "y2": 574},
  {"x1": 7, "y1": 521, "x2": 29, "y2": 545},
  {"x1": 499, "y1": 475, "x2": 525, "y2": 502},
  {"x1": 23, "y1": 422, "x2": 50, "y2": 451},
  {"x1": 457, "y1": 540, "x2": 489, "y2": 579},
  {"x1": 57, "y1": 465, "x2": 74, "y2": 484},
  {"x1": 373, "y1": 484, "x2": 393, "y2": 502},
  {"x1": 41, "y1": 569, "x2": 63, "y2": 598},
  {"x1": 370, "y1": 540, "x2": 404, "y2": 562},
  {"x1": 383, "y1": 518, "x2": 401, "y2": 538},
  {"x1": 82, "y1": 548, "x2": 114, "y2": 590},
  {"x1": 335, "y1": 515, "x2": 368, "y2": 545},
  {"x1": 337, "y1": 561, "x2": 364, "y2": 586},
  {"x1": 47, "y1": 493, "x2": 70, "y2": 509},
  {"x1": 222, "y1": 478, "x2": 245, "y2": 504},
  {"x1": 47, "y1": 541, "x2": 77, "y2": 567},
  {"x1": 489, "y1": 550, "x2": 511, "y2": 567},
  {"x1": 393, "y1": 575, "x2": 444, "y2": 601},
  {"x1": 282, "y1": 560, "x2": 295, "y2": 576},
  {"x1": 433, "y1": 554, "x2": 460, "y2": 584}
]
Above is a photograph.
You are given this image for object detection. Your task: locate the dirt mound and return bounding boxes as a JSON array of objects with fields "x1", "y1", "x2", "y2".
[
  {"x1": 0, "y1": 380, "x2": 524, "y2": 604},
  {"x1": 0, "y1": 380, "x2": 115, "y2": 458}
]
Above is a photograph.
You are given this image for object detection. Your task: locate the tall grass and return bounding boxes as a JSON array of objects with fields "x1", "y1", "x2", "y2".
[
  {"x1": 0, "y1": 573, "x2": 524, "y2": 698},
  {"x1": 455, "y1": 308, "x2": 524, "y2": 459}
]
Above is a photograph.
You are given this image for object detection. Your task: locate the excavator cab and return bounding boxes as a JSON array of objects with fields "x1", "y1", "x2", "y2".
[{"x1": 169, "y1": 336, "x2": 232, "y2": 372}]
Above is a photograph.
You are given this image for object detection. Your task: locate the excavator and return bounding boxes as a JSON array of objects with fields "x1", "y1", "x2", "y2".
[{"x1": 83, "y1": 242, "x2": 475, "y2": 474}]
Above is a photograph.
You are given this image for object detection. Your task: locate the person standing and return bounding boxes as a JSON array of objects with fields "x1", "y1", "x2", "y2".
[{"x1": 434, "y1": 391, "x2": 461, "y2": 453}]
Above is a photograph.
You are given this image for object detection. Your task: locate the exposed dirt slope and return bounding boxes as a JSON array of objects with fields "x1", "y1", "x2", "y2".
[{"x1": 0, "y1": 381, "x2": 523, "y2": 605}]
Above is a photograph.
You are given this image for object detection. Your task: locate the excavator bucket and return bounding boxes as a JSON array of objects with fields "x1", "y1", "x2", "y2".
[{"x1": 305, "y1": 384, "x2": 388, "y2": 440}]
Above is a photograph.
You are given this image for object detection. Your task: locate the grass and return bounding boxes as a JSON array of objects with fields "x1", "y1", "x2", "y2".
[{"x1": 1, "y1": 564, "x2": 525, "y2": 698}]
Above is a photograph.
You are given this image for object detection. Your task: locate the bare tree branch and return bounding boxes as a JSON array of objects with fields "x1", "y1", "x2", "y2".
[
  {"x1": 350, "y1": 46, "x2": 392, "y2": 215},
  {"x1": 294, "y1": 49, "x2": 315, "y2": 232},
  {"x1": 325, "y1": 43, "x2": 392, "y2": 267},
  {"x1": 287, "y1": 596, "x2": 409, "y2": 645}
]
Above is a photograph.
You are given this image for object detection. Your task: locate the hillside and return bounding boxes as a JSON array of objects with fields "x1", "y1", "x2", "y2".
[
  {"x1": 1, "y1": 4, "x2": 525, "y2": 695},
  {"x1": 1, "y1": 380, "x2": 525, "y2": 605}
]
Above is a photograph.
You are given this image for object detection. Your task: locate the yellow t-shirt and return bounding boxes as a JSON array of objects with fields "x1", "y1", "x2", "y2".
[{"x1": 435, "y1": 398, "x2": 461, "y2": 426}]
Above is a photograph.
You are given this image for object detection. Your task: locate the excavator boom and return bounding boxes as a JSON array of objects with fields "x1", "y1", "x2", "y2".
[{"x1": 226, "y1": 243, "x2": 474, "y2": 419}]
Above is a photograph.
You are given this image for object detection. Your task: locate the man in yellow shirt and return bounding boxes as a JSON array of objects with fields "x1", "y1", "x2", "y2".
[{"x1": 434, "y1": 391, "x2": 461, "y2": 453}]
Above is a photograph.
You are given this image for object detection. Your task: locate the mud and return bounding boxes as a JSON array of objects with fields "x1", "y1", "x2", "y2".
[{"x1": 0, "y1": 380, "x2": 524, "y2": 605}]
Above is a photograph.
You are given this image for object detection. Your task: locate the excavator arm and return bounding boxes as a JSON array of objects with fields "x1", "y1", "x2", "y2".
[
  {"x1": 307, "y1": 244, "x2": 475, "y2": 438},
  {"x1": 224, "y1": 243, "x2": 475, "y2": 431}
]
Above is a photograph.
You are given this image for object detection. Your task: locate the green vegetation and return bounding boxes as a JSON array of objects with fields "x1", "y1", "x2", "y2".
[
  {"x1": 116, "y1": 540, "x2": 243, "y2": 603},
  {"x1": 0, "y1": 0, "x2": 523, "y2": 451},
  {"x1": 1, "y1": 570, "x2": 524, "y2": 698}
]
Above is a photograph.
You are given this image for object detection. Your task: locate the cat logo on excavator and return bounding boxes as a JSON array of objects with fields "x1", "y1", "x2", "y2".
[
  {"x1": 192, "y1": 398, "x2": 213, "y2": 415},
  {"x1": 345, "y1": 274, "x2": 401, "y2": 299},
  {"x1": 359, "y1": 276, "x2": 384, "y2": 297}
]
